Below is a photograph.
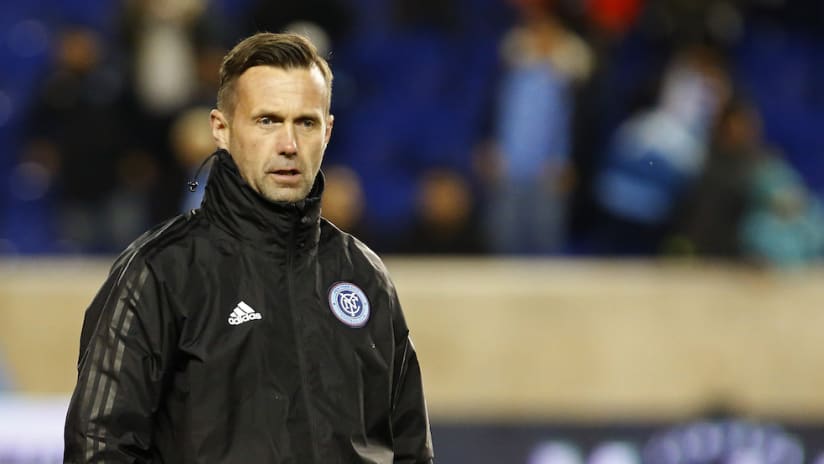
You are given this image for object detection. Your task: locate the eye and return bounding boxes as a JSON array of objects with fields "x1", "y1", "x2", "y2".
[
  {"x1": 258, "y1": 116, "x2": 274, "y2": 126},
  {"x1": 299, "y1": 118, "x2": 316, "y2": 129}
]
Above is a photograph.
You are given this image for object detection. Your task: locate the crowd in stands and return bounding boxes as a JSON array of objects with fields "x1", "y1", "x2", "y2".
[{"x1": 2, "y1": 0, "x2": 824, "y2": 267}]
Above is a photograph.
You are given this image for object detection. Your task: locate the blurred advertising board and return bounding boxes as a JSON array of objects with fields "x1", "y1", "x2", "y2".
[
  {"x1": 2, "y1": 394, "x2": 824, "y2": 463},
  {"x1": 432, "y1": 420, "x2": 824, "y2": 464}
]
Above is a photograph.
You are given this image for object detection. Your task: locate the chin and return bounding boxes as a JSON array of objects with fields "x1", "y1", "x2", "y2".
[{"x1": 262, "y1": 187, "x2": 308, "y2": 204}]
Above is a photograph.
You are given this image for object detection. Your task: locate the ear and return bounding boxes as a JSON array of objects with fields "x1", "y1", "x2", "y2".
[
  {"x1": 324, "y1": 114, "x2": 334, "y2": 148},
  {"x1": 210, "y1": 109, "x2": 230, "y2": 150}
]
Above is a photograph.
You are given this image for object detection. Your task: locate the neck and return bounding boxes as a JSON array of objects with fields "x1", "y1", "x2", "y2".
[{"x1": 198, "y1": 149, "x2": 324, "y2": 253}]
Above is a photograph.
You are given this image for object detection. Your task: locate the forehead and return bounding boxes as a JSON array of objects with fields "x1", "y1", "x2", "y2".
[{"x1": 233, "y1": 65, "x2": 329, "y2": 112}]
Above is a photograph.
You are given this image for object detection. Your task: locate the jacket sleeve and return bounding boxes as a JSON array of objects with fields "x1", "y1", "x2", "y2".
[
  {"x1": 64, "y1": 258, "x2": 175, "y2": 463},
  {"x1": 390, "y1": 296, "x2": 434, "y2": 463}
]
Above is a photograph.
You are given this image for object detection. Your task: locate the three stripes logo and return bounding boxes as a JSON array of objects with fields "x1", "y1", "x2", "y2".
[{"x1": 228, "y1": 301, "x2": 262, "y2": 325}]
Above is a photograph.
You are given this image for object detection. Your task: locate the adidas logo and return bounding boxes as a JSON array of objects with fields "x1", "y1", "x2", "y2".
[{"x1": 228, "y1": 301, "x2": 263, "y2": 325}]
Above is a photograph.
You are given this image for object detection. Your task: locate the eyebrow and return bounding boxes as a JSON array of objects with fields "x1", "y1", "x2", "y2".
[{"x1": 252, "y1": 110, "x2": 322, "y2": 121}]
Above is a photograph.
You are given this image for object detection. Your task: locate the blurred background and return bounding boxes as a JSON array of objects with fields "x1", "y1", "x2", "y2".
[{"x1": 1, "y1": 0, "x2": 824, "y2": 462}]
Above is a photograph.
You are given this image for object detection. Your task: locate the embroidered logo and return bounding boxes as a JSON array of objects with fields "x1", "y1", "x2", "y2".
[
  {"x1": 228, "y1": 301, "x2": 262, "y2": 325},
  {"x1": 328, "y1": 282, "x2": 370, "y2": 328}
]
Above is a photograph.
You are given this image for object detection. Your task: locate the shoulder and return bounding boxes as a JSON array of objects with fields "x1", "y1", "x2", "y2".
[
  {"x1": 320, "y1": 219, "x2": 393, "y2": 284},
  {"x1": 108, "y1": 211, "x2": 203, "y2": 283},
  {"x1": 320, "y1": 220, "x2": 408, "y2": 331}
]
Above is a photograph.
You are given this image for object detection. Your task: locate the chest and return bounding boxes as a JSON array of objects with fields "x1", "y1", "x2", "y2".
[{"x1": 171, "y1": 251, "x2": 395, "y2": 392}]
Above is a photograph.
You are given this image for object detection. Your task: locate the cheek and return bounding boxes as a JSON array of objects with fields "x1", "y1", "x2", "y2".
[
  {"x1": 233, "y1": 136, "x2": 264, "y2": 165},
  {"x1": 229, "y1": 140, "x2": 261, "y2": 179},
  {"x1": 309, "y1": 144, "x2": 325, "y2": 170}
]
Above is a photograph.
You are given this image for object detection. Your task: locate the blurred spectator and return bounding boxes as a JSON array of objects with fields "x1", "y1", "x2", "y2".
[
  {"x1": 120, "y1": 0, "x2": 216, "y2": 116},
  {"x1": 23, "y1": 25, "x2": 144, "y2": 252},
  {"x1": 399, "y1": 168, "x2": 483, "y2": 254},
  {"x1": 740, "y1": 155, "x2": 824, "y2": 269},
  {"x1": 563, "y1": 0, "x2": 646, "y2": 251},
  {"x1": 591, "y1": 44, "x2": 730, "y2": 255},
  {"x1": 481, "y1": 0, "x2": 592, "y2": 255},
  {"x1": 107, "y1": 148, "x2": 159, "y2": 249},
  {"x1": 676, "y1": 95, "x2": 824, "y2": 268},
  {"x1": 674, "y1": 98, "x2": 764, "y2": 259},
  {"x1": 320, "y1": 164, "x2": 369, "y2": 239},
  {"x1": 170, "y1": 106, "x2": 214, "y2": 212},
  {"x1": 118, "y1": 0, "x2": 223, "y2": 224}
]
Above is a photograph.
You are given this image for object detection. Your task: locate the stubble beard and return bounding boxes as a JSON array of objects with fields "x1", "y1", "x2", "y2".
[{"x1": 258, "y1": 175, "x2": 313, "y2": 204}]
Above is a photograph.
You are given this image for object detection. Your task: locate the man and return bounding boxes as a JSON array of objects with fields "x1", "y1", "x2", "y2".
[{"x1": 64, "y1": 32, "x2": 434, "y2": 463}]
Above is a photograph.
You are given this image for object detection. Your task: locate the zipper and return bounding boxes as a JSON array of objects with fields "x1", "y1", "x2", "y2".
[{"x1": 285, "y1": 214, "x2": 321, "y2": 463}]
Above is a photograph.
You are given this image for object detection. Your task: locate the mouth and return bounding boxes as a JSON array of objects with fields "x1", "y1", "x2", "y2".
[
  {"x1": 268, "y1": 169, "x2": 302, "y2": 185},
  {"x1": 272, "y1": 168, "x2": 300, "y2": 176}
]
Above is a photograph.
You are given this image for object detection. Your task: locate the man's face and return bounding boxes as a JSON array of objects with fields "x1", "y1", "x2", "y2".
[{"x1": 210, "y1": 65, "x2": 333, "y2": 203}]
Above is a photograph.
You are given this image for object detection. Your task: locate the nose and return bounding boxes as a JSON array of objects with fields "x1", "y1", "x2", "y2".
[{"x1": 277, "y1": 124, "x2": 298, "y2": 157}]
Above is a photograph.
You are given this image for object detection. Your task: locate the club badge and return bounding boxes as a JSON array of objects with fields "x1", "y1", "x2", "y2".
[{"x1": 328, "y1": 282, "x2": 370, "y2": 328}]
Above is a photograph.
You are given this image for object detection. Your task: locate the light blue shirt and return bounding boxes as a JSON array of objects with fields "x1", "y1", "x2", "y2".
[{"x1": 497, "y1": 60, "x2": 571, "y2": 181}]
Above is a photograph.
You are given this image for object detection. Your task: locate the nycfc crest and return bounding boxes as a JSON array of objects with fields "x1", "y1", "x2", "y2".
[{"x1": 328, "y1": 282, "x2": 370, "y2": 328}]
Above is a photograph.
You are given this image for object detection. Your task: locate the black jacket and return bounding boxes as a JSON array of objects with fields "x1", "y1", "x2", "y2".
[{"x1": 64, "y1": 150, "x2": 434, "y2": 463}]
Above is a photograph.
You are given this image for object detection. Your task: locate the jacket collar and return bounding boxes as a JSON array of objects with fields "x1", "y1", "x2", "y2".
[{"x1": 200, "y1": 149, "x2": 323, "y2": 252}]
